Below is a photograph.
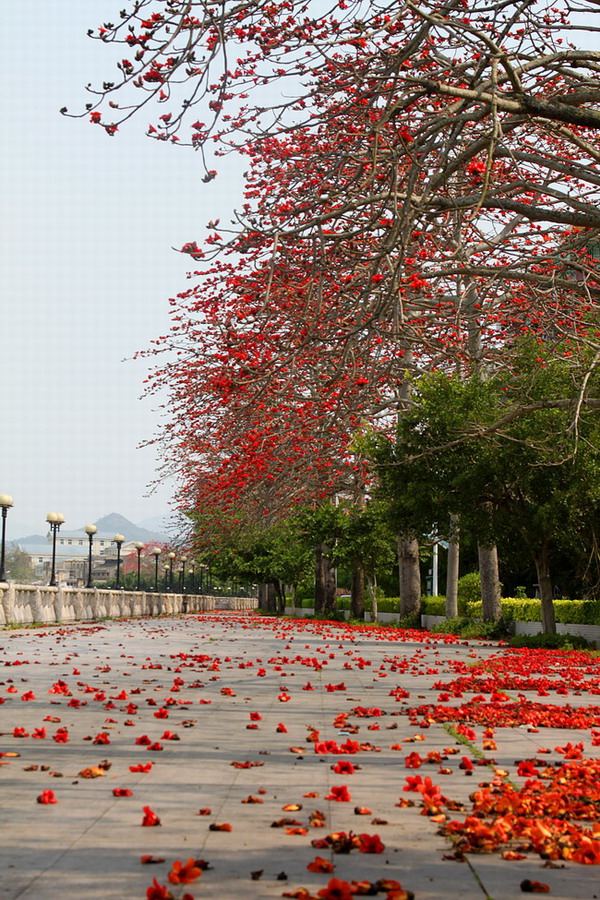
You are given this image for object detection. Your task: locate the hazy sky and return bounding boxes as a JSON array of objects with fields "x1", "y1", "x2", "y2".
[{"x1": 1, "y1": 2, "x2": 245, "y2": 537}]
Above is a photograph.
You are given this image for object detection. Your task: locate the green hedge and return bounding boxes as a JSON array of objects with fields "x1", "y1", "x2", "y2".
[
  {"x1": 420, "y1": 596, "x2": 447, "y2": 616},
  {"x1": 464, "y1": 598, "x2": 600, "y2": 626},
  {"x1": 293, "y1": 595, "x2": 600, "y2": 625}
]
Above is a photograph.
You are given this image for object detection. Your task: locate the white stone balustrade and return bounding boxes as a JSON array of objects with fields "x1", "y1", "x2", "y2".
[{"x1": 0, "y1": 583, "x2": 258, "y2": 626}]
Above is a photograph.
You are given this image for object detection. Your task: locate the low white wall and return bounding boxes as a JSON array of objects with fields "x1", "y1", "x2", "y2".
[
  {"x1": 283, "y1": 607, "x2": 599, "y2": 646},
  {"x1": 514, "y1": 620, "x2": 600, "y2": 645},
  {"x1": 0, "y1": 583, "x2": 258, "y2": 626}
]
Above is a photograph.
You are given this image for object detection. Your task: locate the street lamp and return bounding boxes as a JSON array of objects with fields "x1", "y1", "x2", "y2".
[
  {"x1": 84, "y1": 524, "x2": 97, "y2": 588},
  {"x1": 133, "y1": 541, "x2": 144, "y2": 590},
  {"x1": 167, "y1": 551, "x2": 176, "y2": 592},
  {"x1": 164, "y1": 564, "x2": 170, "y2": 592},
  {"x1": 112, "y1": 533, "x2": 125, "y2": 588},
  {"x1": 0, "y1": 494, "x2": 14, "y2": 582},
  {"x1": 46, "y1": 512, "x2": 65, "y2": 587},
  {"x1": 179, "y1": 556, "x2": 187, "y2": 592},
  {"x1": 190, "y1": 563, "x2": 196, "y2": 594},
  {"x1": 151, "y1": 547, "x2": 162, "y2": 591}
]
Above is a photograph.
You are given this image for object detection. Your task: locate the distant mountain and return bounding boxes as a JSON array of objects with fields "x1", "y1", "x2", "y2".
[
  {"x1": 90, "y1": 513, "x2": 168, "y2": 544},
  {"x1": 137, "y1": 514, "x2": 181, "y2": 537},
  {"x1": 13, "y1": 513, "x2": 174, "y2": 547},
  {"x1": 13, "y1": 534, "x2": 48, "y2": 546}
]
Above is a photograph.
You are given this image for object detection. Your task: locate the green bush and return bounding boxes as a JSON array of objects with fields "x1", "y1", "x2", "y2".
[
  {"x1": 553, "y1": 600, "x2": 600, "y2": 625},
  {"x1": 457, "y1": 572, "x2": 481, "y2": 606},
  {"x1": 335, "y1": 596, "x2": 401, "y2": 614},
  {"x1": 430, "y1": 615, "x2": 513, "y2": 640},
  {"x1": 463, "y1": 598, "x2": 600, "y2": 626},
  {"x1": 430, "y1": 616, "x2": 470, "y2": 635},
  {"x1": 509, "y1": 632, "x2": 593, "y2": 650},
  {"x1": 396, "y1": 610, "x2": 424, "y2": 629},
  {"x1": 421, "y1": 596, "x2": 446, "y2": 616}
]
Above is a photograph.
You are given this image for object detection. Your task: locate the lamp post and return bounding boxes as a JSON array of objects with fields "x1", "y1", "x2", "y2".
[
  {"x1": 164, "y1": 564, "x2": 170, "y2": 592},
  {"x1": 46, "y1": 512, "x2": 65, "y2": 587},
  {"x1": 133, "y1": 541, "x2": 144, "y2": 590},
  {"x1": 167, "y1": 551, "x2": 176, "y2": 592},
  {"x1": 198, "y1": 564, "x2": 207, "y2": 593},
  {"x1": 151, "y1": 547, "x2": 161, "y2": 591},
  {"x1": 190, "y1": 563, "x2": 196, "y2": 594},
  {"x1": 0, "y1": 494, "x2": 13, "y2": 582},
  {"x1": 84, "y1": 524, "x2": 97, "y2": 588},
  {"x1": 112, "y1": 533, "x2": 125, "y2": 588},
  {"x1": 179, "y1": 556, "x2": 187, "y2": 593}
]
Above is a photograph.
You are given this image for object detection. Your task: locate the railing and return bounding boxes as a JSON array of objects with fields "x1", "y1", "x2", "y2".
[{"x1": 0, "y1": 583, "x2": 258, "y2": 626}]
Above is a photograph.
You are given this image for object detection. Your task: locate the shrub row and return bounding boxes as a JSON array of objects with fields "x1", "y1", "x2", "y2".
[
  {"x1": 294, "y1": 595, "x2": 600, "y2": 626},
  {"x1": 464, "y1": 598, "x2": 600, "y2": 626}
]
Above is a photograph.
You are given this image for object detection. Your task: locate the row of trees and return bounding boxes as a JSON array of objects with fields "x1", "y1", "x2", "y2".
[{"x1": 73, "y1": 0, "x2": 600, "y2": 630}]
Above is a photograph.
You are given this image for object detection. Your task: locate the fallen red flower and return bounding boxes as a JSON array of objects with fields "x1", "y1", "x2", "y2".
[
  {"x1": 145, "y1": 877, "x2": 173, "y2": 900},
  {"x1": 37, "y1": 790, "x2": 57, "y2": 804},
  {"x1": 317, "y1": 877, "x2": 354, "y2": 900},
  {"x1": 307, "y1": 856, "x2": 335, "y2": 873},
  {"x1": 520, "y1": 880, "x2": 550, "y2": 893},
  {"x1": 141, "y1": 806, "x2": 161, "y2": 826},
  {"x1": 357, "y1": 833, "x2": 385, "y2": 854},
  {"x1": 332, "y1": 761, "x2": 356, "y2": 775},
  {"x1": 167, "y1": 858, "x2": 203, "y2": 884},
  {"x1": 325, "y1": 785, "x2": 351, "y2": 802}
]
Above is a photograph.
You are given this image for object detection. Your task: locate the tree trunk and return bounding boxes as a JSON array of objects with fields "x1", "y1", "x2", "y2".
[
  {"x1": 275, "y1": 580, "x2": 286, "y2": 614},
  {"x1": 367, "y1": 574, "x2": 378, "y2": 623},
  {"x1": 534, "y1": 542, "x2": 557, "y2": 635},
  {"x1": 258, "y1": 583, "x2": 277, "y2": 614},
  {"x1": 478, "y1": 543, "x2": 501, "y2": 622},
  {"x1": 315, "y1": 543, "x2": 336, "y2": 616},
  {"x1": 350, "y1": 562, "x2": 365, "y2": 620},
  {"x1": 445, "y1": 515, "x2": 460, "y2": 618},
  {"x1": 398, "y1": 534, "x2": 421, "y2": 616}
]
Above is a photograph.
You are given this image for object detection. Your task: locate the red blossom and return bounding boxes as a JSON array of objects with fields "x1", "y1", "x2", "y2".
[{"x1": 141, "y1": 806, "x2": 161, "y2": 826}]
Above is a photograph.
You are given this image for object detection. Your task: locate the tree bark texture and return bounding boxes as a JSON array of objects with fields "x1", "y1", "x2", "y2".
[
  {"x1": 534, "y1": 542, "x2": 557, "y2": 635},
  {"x1": 258, "y1": 582, "x2": 277, "y2": 614},
  {"x1": 315, "y1": 543, "x2": 336, "y2": 616},
  {"x1": 445, "y1": 515, "x2": 460, "y2": 618},
  {"x1": 478, "y1": 543, "x2": 502, "y2": 622},
  {"x1": 350, "y1": 562, "x2": 365, "y2": 619},
  {"x1": 398, "y1": 534, "x2": 421, "y2": 616}
]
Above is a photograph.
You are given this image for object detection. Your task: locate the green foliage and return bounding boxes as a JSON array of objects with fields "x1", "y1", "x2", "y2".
[
  {"x1": 420, "y1": 596, "x2": 446, "y2": 616},
  {"x1": 465, "y1": 598, "x2": 600, "y2": 625},
  {"x1": 431, "y1": 616, "x2": 513, "y2": 640},
  {"x1": 457, "y1": 572, "x2": 481, "y2": 605},
  {"x1": 396, "y1": 610, "x2": 422, "y2": 629},
  {"x1": 372, "y1": 351, "x2": 600, "y2": 611},
  {"x1": 509, "y1": 633, "x2": 593, "y2": 650},
  {"x1": 4, "y1": 546, "x2": 35, "y2": 583}
]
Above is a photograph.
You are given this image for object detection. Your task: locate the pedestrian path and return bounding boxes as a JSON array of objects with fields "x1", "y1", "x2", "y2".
[{"x1": 1, "y1": 613, "x2": 598, "y2": 899}]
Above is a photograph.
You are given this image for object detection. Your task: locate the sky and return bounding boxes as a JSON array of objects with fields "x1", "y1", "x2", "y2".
[{"x1": 1, "y1": 2, "x2": 245, "y2": 538}]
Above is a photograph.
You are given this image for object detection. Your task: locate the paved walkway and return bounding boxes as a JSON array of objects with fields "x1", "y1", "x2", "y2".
[{"x1": 1, "y1": 613, "x2": 598, "y2": 899}]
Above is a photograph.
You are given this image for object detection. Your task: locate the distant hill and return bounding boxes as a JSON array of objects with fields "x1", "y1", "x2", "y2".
[
  {"x1": 137, "y1": 514, "x2": 181, "y2": 537},
  {"x1": 14, "y1": 513, "x2": 172, "y2": 546},
  {"x1": 91, "y1": 513, "x2": 168, "y2": 543},
  {"x1": 13, "y1": 534, "x2": 47, "y2": 546}
]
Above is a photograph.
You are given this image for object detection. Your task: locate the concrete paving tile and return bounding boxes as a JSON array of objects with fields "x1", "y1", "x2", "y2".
[{"x1": 2, "y1": 613, "x2": 599, "y2": 899}]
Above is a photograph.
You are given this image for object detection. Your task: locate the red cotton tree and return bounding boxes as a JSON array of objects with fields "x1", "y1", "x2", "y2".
[{"x1": 72, "y1": 0, "x2": 600, "y2": 613}]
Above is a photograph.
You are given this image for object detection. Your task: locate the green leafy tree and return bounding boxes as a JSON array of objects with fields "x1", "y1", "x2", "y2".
[
  {"x1": 5, "y1": 546, "x2": 35, "y2": 583},
  {"x1": 376, "y1": 346, "x2": 600, "y2": 631},
  {"x1": 337, "y1": 500, "x2": 397, "y2": 620}
]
